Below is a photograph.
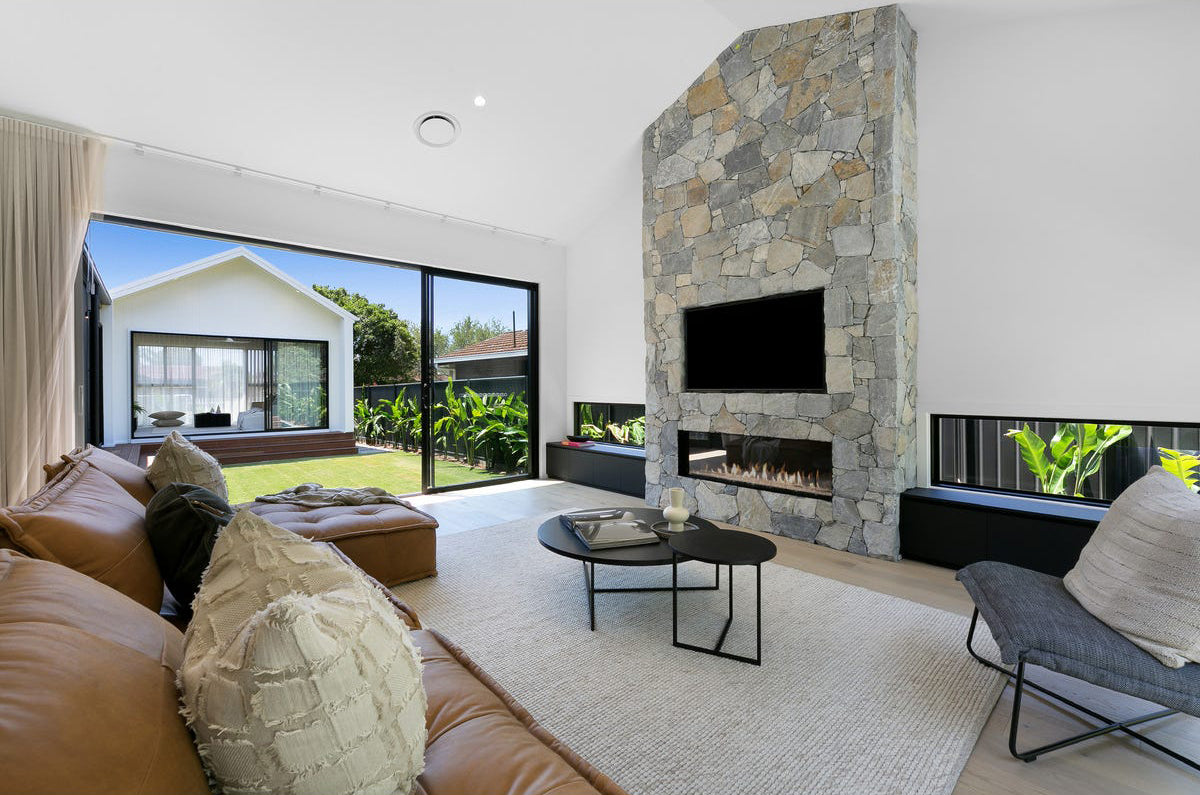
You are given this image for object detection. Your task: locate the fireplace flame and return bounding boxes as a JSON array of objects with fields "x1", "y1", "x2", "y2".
[{"x1": 706, "y1": 462, "x2": 833, "y2": 496}]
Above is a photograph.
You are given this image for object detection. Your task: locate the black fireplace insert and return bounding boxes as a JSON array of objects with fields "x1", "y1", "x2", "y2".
[{"x1": 679, "y1": 430, "x2": 833, "y2": 499}]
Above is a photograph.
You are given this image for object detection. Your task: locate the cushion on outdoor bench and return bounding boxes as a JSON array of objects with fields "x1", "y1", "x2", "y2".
[{"x1": 957, "y1": 561, "x2": 1200, "y2": 717}]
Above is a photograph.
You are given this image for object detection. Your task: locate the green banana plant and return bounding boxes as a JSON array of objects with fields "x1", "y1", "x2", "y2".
[
  {"x1": 1158, "y1": 447, "x2": 1200, "y2": 492},
  {"x1": 1005, "y1": 422, "x2": 1132, "y2": 497}
]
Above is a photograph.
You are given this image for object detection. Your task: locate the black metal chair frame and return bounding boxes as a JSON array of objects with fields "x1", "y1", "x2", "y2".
[{"x1": 966, "y1": 608, "x2": 1199, "y2": 772}]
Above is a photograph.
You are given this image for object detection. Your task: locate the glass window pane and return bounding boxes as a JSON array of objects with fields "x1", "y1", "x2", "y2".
[{"x1": 272, "y1": 341, "x2": 328, "y2": 429}]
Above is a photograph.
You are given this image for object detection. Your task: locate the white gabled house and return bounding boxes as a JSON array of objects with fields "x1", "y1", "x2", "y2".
[{"x1": 101, "y1": 247, "x2": 355, "y2": 445}]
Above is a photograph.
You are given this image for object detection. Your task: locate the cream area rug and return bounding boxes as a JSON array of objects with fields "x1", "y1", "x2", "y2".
[{"x1": 394, "y1": 514, "x2": 1005, "y2": 795}]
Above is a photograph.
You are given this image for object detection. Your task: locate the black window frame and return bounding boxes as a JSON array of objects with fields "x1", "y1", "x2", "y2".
[{"x1": 130, "y1": 330, "x2": 331, "y2": 438}]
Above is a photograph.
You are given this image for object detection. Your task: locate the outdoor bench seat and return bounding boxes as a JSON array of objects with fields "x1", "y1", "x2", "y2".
[
  {"x1": 957, "y1": 560, "x2": 1200, "y2": 769},
  {"x1": 245, "y1": 500, "x2": 439, "y2": 586}
]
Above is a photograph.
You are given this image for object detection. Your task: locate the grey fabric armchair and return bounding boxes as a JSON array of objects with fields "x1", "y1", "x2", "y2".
[{"x1": 957, "y1": 560, "x2": 1200, "y2": 771}]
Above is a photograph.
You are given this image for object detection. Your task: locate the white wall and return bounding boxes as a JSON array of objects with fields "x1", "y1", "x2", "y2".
[
  {"x1": 102, "y1": 257, "x2": 354, "y2": 444},
  {"x1": 561, "y1": 2, "x2": 1200, "y2": 483},
  {"x1": 100, "y1": 147, "x2": 568, "y2": 473},
  {"x1": 915, "y1": 1, "x2": 1200, "y2": 481},
  {"x1": 564, "y1": 146, "x2": 647, "y2": 408}
]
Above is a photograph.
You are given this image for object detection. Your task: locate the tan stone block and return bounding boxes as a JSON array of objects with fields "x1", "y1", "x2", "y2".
[
  {"x1": 833, "y1": 158, "x2": 868, "y2": 180},
  {"x1": 686, "y1": 177, "x2": 708, "y2": 206},
  {"x1": 712, "y1": 103, "x2": 740, "y2": 135},
  {"x1": 768, "y1": 150, "x2": 792, "y2": 182},
  {"x1": 677, "y1": 284, "x2": 699, "y2": 307},
  {"x1": 687, "y1": 77, "x2": 730, "y2": 117},
  {"x1": 697, "y1": 158, "x2": 724, "y2": 183},
  {"x1": 865, "y1": 68, "x2": 895, "y2": 122},
  {"x1": 827, "y1": 81, "x2": 866, "y2": 118},
  {"x1": 766, "y1": 239, "x2": 806, "y2": 273},
  {"x1": 769, "y1": 42, "x2": 813, "y2": 84},
  {"x1": 663, "y1": 183, "x2": 687, "y2": 211},
  {"x1": 829, "y1": 197, "x2": 860, "y2": 227},
  {"x1": 654, "y1": 212, "x2": 675, "y2": 240},
  {"x1": 735, "y1": 119, "x2": 766, "y2": 147},
  {"x1": 750, "y1": 27, "x2": 784, "y2": 60},
  {"x1": 655, "y1": 292, "x2": 677, "y2": 316},
  {"x1": 845, "y1": 171, "x2": 874, "y2": 201},
  {"x1": 751, "y1": 178, "x2": 800, "y2": 216},
  {"x1": 675, "y1": 274, "x2": 692, "y2": 287},
  {"x1": 783, "y1": 75, "x2": 830, "y2": 120},
  {"x1": 680, "y1": 204, "x2": 711, "y2": 238}
]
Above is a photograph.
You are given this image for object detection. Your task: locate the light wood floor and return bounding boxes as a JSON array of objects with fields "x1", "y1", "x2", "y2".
[{"x1": 406, "y1": 479, "x2": 1200, "y2": 795}]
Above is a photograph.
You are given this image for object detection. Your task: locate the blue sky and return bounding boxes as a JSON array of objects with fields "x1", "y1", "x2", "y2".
[{"x1": 85, "y1": 220, "x2": 529, "y2": 330}]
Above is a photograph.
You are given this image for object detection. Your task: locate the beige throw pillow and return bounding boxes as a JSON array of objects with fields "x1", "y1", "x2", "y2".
[
  {"x1": 1064, "y1": 466, "x2": 1200, "y2": 668},
  {"x1": 147, "y1": 430, "x2": 227, "y2": 499},
  {"x1": 179, "y1": 510, "x2": 426, "y2": 795}
]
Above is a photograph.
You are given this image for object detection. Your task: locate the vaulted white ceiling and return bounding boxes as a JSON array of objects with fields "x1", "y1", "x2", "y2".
[{"x1": 0, "y1": 0, "x2": 1164, "y2": 242}]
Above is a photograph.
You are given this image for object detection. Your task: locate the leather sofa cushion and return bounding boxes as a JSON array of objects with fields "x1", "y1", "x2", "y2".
[
  {"x1": 412, "y1": 628, "x2": 626, "y2": 795},
  {"x1": 0, "y1": 549, "x2": 209, "y2": 795},
  {"x1": 63, "y1": 444, "x2": 157, "y2": 505},
  {"x1": 248, "y1": 501, "x2": 439, "y2": 586},
  {"x1": 0, "y1": 460, "x2": 164, "y2": 611}
]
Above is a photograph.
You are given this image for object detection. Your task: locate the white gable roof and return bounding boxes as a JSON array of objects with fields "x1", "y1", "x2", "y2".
[{"x1": 109, "y1": 246, "x2": 357, "y2": 322}]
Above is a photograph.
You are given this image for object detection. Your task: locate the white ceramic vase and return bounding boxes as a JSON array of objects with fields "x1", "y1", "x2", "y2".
[{"x1": 663, "y1": 487, "x2": 690, "y2": 532}]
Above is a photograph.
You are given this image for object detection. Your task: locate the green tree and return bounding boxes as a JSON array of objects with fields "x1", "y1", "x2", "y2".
[
  {"x1": 433, "y1": 315, "x2": 509, "y2": 357},
  {"x1": 313, "y1": 285, "x2": 419, "y2": 385}
]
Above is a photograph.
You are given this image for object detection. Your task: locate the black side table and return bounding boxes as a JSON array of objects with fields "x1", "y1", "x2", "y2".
[{"x1": 669, "y1": 528, "x2": 777, "y2": 666}]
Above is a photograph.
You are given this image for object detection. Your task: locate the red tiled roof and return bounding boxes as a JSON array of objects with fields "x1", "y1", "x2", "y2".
[{"x1": 438, "y1": 329, "x2": 528, "y2": 360}]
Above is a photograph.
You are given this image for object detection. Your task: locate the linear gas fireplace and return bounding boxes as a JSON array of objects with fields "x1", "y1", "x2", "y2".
[{"x1": 679, "y1": 431, "x2": 833, "y2": 499}]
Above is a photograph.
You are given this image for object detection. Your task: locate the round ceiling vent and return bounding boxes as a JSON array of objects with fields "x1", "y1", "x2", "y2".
[{"x1": 414, "y1": 112, "x2": 460, "y2": 147}]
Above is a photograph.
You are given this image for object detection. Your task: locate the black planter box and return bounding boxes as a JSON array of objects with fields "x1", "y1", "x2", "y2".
[
  {"x1": 899, "y1": 487, "x2": 1106, "y2": 577},
  {"x1": 193, "y1": 412, "x2": 232, "y2": 428}
]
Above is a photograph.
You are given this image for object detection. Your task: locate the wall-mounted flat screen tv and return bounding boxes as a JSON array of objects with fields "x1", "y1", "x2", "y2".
[{"x1": 683, "y1": 290, "x2": 825, "y2": 392}]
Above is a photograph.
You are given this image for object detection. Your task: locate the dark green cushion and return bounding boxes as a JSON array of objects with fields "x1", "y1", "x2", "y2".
[{"x1": 145, "y1": 482, "x2": 235, "y2": 607}]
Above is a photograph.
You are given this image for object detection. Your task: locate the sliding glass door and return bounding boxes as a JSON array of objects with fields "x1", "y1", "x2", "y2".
[
  {"x1": 424, "y1": 274, "x2": 535, "y2": 491},
  {"x1": 92, "y1": 214, "x2": 536, "y2": 496}
]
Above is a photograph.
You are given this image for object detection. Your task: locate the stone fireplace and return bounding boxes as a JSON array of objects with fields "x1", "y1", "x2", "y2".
[{"x1": 643, "y1": 5, "x2": 917, "y2": 559}]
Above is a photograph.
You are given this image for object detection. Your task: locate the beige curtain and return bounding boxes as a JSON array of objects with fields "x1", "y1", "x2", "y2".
[{"x1": 0, "y1": 117, "x2": 104, "y2": 504}]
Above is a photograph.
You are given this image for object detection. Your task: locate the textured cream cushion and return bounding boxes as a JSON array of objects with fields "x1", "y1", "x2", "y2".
[
  {"x1": 147, "y1": 430, "x2": 227, "y2": 499},
  {"x1": 149, "y1": 410, "x2": 186, "y2": 420},
  {"x1": 179, "y1": 510, "x2": 426, "y2": 795},
  {"x1": 1064, "y1": 466, "x2": 1200, "y2": 668}
]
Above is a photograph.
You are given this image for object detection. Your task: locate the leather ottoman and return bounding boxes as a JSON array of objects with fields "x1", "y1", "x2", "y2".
[{"x1": 245, "y1": 501, "x2": 438, "y2": 586}]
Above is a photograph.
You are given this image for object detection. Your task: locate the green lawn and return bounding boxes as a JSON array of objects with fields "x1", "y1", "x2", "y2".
[{"x1": 223, "y1": 450, "x2": 505, "y2": 504}]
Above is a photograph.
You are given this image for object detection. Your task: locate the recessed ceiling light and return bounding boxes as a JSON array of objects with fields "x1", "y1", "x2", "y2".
[
  {"x1": 414, "y1": 112, "x2": 460, "y2": 147},
  {"x1": 474, "y1": 95, "x2": 487, "y2": 108}
]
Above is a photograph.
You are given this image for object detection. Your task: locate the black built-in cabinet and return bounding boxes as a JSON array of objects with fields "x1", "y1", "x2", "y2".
[
  {"x1": 545, "y1": 442, "x2": 646, "y2": 498},
  {"x1": 899, "y1": 487, "x2": 1106, "y2": 577}
]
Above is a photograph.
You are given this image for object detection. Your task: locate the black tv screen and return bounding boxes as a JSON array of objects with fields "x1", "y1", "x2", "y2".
[{"x1": 683, "y1": 291, "x2": 825, "y2": 392}]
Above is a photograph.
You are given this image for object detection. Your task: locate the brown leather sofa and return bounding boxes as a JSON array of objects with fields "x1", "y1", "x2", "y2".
[
  {"x1": 23, "y1": 444, "x2": 438, "y2": 589},
  {"x1": 0, "y1": 455, "x2": 629, "y2": 795}
]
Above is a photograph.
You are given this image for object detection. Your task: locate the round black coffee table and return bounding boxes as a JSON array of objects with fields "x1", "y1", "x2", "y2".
[
  {"x1": 538, "y1": 507, "x2": 722, "y2": 631},
  {"x1": 669, "y1": 527, "x2": 777, "y2": 665}
]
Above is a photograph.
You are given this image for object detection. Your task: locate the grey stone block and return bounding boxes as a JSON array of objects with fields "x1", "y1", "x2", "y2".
[
  {"x1": 773, "y1": 514, "x2": 822, "y2": 542},
  {"x1": 655, "y1": 153, "x2": 698, "y2": 188},
  {"x1": 725, "y1": 142, "x2": 765, "y2": 175},
  {"x1": 796, "y1": 393, "x2": 833, "y2": 417},
  {"x1": 816, "y1": 114, "x2": 866, "y2": 152},
  {"x1": 831, "y1": 224, "x2": 874, "y2": 256}
]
